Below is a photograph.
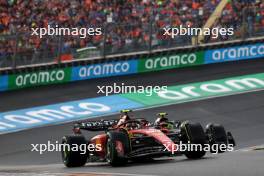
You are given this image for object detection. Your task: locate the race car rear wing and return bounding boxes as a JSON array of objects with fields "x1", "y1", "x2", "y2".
[{"x1": 73, "y1": 119, "x2": 119, "y2": 132}]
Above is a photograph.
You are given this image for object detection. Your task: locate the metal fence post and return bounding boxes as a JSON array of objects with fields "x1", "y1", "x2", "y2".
[
  {"x1": 149, "y1": 20, "x2": 153, "y2": 53},
  {"x1": 242, "y1": 7, "x2": 247, "y2": 40},
  {"x1": 57, "y1": 35, "x2": 63, "y2": 64},
  {"x1": 12, "y1": 33, "x2": 19, "y2": 69},
  {"x1": 102, "y1": 23, "x2": 108, "y2": 58}
]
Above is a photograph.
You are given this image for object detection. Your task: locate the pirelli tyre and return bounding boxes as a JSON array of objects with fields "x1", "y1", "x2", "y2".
[
  {"x1": 180, "y1": 121, "x2": 207, "y2": 159},
  {"x1": 106, "y1": 131, "x2": 130, "y2": 166},
  {"x1": 61, "y1": 135, "x2": 88, "y2": 167},
  {"x1": 205, "y1": 123, "x2": 228, "y2": 153},
  {"x1": 227, "y1": 131, "x2": 236, "y2": 146}
]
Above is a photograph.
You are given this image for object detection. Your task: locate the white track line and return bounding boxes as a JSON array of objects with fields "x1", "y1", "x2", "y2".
[
  {"x1": 73, "y1": 172, "x2": 159, "y2": 176},
  {"x1": 135, "y1": 87, "x2": 264, "y2": 112},
  {"x1": 0, "y1": 172, "x2": 159, "y2": 176},
  {"x1": 1, "y1": 86, "x2": 264, "y2": 136},
  {"x1": 235, "y1": 144, "x2": 264, "y2": 152}
]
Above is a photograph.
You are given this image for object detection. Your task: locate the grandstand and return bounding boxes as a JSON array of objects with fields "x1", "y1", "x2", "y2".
[{"x1": 0, "y1": 0, "x2": 263, "y2": 69}]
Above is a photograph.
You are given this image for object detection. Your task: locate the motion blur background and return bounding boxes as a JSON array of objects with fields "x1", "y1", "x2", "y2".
[{"x1": 0, "y1": 0, "x2": 263, "y2": 69}]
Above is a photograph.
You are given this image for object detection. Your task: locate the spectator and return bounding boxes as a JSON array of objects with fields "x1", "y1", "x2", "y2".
[{"x1": 0, "y1": 0, "x2": 263, "y2": 59}]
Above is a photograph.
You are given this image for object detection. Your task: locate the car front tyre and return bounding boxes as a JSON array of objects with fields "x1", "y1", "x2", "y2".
[{"x1": 61, "y1": 135, "x2": 88, "y2": 167}]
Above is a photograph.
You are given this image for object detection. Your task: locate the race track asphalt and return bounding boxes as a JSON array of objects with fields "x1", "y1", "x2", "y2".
[{"x1": 0, "y1": 59, "x2": 264, "y2": 176}]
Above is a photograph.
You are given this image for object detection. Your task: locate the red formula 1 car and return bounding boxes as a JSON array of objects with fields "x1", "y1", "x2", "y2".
[{"x1": 61, "y1": 110, "x2": 236, "y2": 167}]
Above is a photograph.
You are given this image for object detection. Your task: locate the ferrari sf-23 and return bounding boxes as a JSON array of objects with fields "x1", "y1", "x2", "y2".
[{"x1": 61, "y1": 110, "x2": 236, "y2": 167}]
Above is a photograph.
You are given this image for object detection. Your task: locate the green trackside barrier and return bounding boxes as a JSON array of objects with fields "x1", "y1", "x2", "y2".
[
  {"x1": 137, "y1": 51, "x2": 205, "y2": 73},
  {"x1": 121, "y1": 72, "x2": 264, "y2": 106},
  {"x1": 2, "y1": 41, "x2": 263, "y2": 92},
  {"x1": 8, "y1": 67, "x2": 72, "y2": 90}
]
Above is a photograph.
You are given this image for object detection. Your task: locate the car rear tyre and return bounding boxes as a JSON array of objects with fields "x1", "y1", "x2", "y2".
[
  {"x1": 106, "y1": 131, "x2": 130, "y2": 166},
  {"x1": 61, "y1": 135, "x2": 88, "y2": 167},
  {"x1": 205, "y1": 123, "x2": 228, "y2": 153},
  {"x1": 180, "y1": 121, "x2": 207, "y2": 159},
  {"x1": 227, "y1": 131, "x2": 236, "y2": 146}
]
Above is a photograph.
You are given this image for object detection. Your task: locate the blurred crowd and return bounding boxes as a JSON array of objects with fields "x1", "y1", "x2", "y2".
[
  {"x1": 211, "y1": 0, "x2": 264, "y2": 41},
  {"x1": 0, "y1": 0, "x2": 263, "y2": 62}
]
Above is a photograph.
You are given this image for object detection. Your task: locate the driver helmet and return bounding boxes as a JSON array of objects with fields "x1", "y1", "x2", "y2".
[
  {"x1": 155, "y1": 112, "x2": 169, "y2": 126},
  {"x1": 117, "y1": 115, "x2": 130, "y2": 126},
  {"x1": 155, "y1": 112, "x2": 174, "y2": 130},
  {"x1": 117, "y1": 110, "x2": 132, "y2": 126}
]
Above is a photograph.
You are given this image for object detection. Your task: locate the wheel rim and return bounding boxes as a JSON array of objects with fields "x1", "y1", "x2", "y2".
[
  {"x1": 62, "y1": 141, "x2": 69, "y2": 162},
  {"x1": 106, "y1": 140, "x2": 111, "y2": 163},
  {"x1": 63, "y1": 149, "x2": 68, "y2": 159}
]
